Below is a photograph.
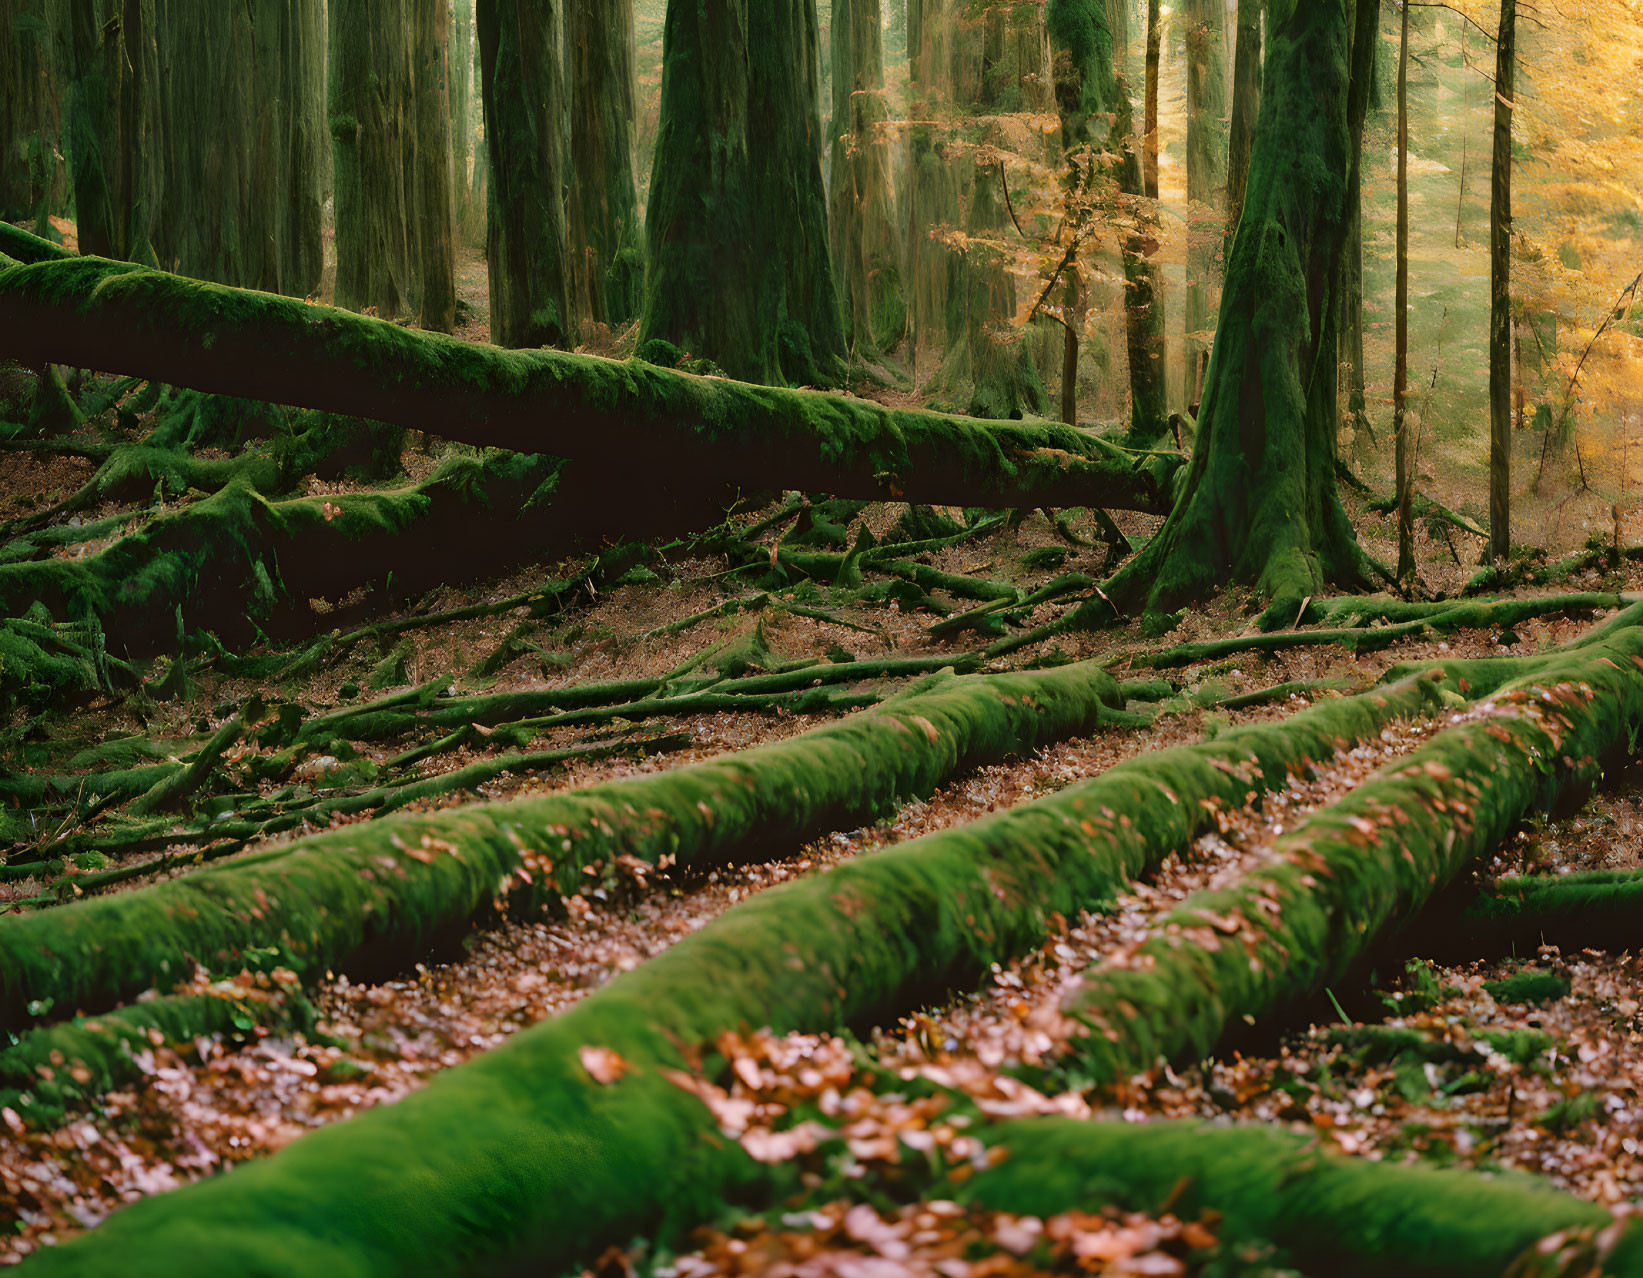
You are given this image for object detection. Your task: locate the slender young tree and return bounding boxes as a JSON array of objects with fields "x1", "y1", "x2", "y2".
[
  {"x1": 641, "y1": 0, "x2": 846, "y2": 386},
  {"x1": 477, "y1": 0, "x2": 569, "y2": 348},
  {"x1": 1394, "y1": 0, "x2": 1414, "y2": 580},
  {"x1": 1048, "y1": 0, "x2": 1166, "y2": 440},
  {"x1": 1142, "y1": 0, "x2": 1161, "y2": 199},
  {"x1": 412, "y1": 0, "x2": 457, "y2": 332},
  {"x1": 566, "y1": 0, "x2": 644, "y2": 332},
  {"x1": 1224, "y1": 0, "x2": 1260, "y2": 250},
  {"x1": 828, "y1": 0, "x2": 905, "y2": 369},
  {"x1": 1183, "y1": 0, "x2": 1227, "y2": 402},
  {"x1": 1338, "y1": 0, "x2": 1376, "y2": 450},
  {"x1": 1488, "y1": 0, "x2": 1516, "y2": 565},
  {"x1": 1105, "y1": 0, "x2": 1381, "y2": 623}
]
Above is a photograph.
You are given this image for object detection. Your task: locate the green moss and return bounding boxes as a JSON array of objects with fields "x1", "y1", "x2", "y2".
[
  {"x1": 18, "y1": 665, "x2": 1449, "y2": 1276},
  {"x1": 1058, "y1": 631, "x2": 1643, "y2": 1086},
  {"x1": 1482, "y1": 968, "x2": 1573, "y2": 1006},
  {"x1": 0, "y1": 658, "x2": 1125, "y2": 1033},
  {"x1": 965, "y1": 1119, "x2": 1617, "y2": 1278}
]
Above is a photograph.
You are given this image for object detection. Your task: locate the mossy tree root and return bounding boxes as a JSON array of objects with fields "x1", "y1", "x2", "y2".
[
  {"x1": 0, "y1": 659, "x2": 1127, "y2": 1034},
  {"x1": 964, "y1": 1118, "x2": 1632, "y2": 1278},
  {"x1": 0, "y1": 250, "x2": 1176, "y2": 513},
  {"x1": 1132, "y1": 591, "x2": 1632, "y2": 668},
  {"x1": 14, "y1": 670, "x2": 1452, "y2": 1276},
  {"x1": 1057, "y1": 633, "x2": 1643, "y2": 1085}
]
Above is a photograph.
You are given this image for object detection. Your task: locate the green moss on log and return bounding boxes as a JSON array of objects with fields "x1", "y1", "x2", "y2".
[
  {"x1": 965, "y1": 1118, "x2": 1621, "y2": 1278},
  {"x1": 16, "y1": 669, "x2": 1450, "y2": 1276},
  {"x1": 0, "y1": 659, "x2": 1126, "y2": 1033},
  {"x1": 0, "y1": 248, "x2": 1172, "y2": 512},
  {"x1": 1059, "y1": 631, "x2": 1643, "y2": 1084}
]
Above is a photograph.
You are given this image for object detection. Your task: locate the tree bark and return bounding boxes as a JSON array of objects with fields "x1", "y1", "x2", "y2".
[
  {"x1": 1105, "y1": 0, "x2": 1370, "y2": 623},
  {"x1": 1183, "y1": 0, "x2": 1227, "y2": 403},
  {"x1": 0, "y1": 253, "x2": 1175, "y2": 513},
  {"x1": 68, "y1": 0, "x2": 124, "y2": 259},
  {"x1": 1394, "y1": 0, "x2": 1414, "y2": 580},
  {"x1": 329, "y1": 0, "x2": 413, "y2": 318},
  {"x1": 1340, "y1": 0, "x2": 1377, "y2": 448},
  {"x1": 565, "y1": 0, "x2": 644, "y2": 333},
  {"x1": 828, "y1": 0, "x2": 906, "y2": 368},
  {"x1": 0, "y1": 0, "x2": 68, "y2": 231},
  {"x1": 640, "y1": 0, "x2": 847, "y2": 387},
  {"x1": 478, "y1": 0, "x2": 570, "y2": 348},
  {"x1": 1488, "y1": 0, "x2": 1516, "y2": 566},
  {"x1": 1142, "y1": 0, "x2": 1161, "y2": 199},
  {"x1": 412, "y1": 0, "x2": 457, "y2": 333},
  {"x1": 1224, "y1": 0, "x2": 1260, "y2": 252}
]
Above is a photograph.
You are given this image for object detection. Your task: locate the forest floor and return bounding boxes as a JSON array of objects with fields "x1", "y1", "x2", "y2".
[{"x1": 4, "y1": 381, "x2": 1642, "y2": 1271}]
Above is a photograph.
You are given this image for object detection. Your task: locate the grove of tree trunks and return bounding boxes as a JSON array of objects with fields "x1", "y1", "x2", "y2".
[
  {"x1": 641, "y1": 0, "x2": 846, "y2": 386},
  {"x1": 2, "y1": 0, "x2": 68, "y2": 232},
  {"x1": 565, "y1": 0, "x2": 644, "y2": 334}
]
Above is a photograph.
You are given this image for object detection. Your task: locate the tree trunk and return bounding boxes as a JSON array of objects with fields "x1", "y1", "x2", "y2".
[
  {"x1": 477, "y1": 0, "x2": 569, "y2": 348},
  {"x1": 904, "y1": 0, "x2": 952, "y2": 375},
  {"x1": 1339, "y1": 0, "x2": 1376, "y2": 448},
  {"x1": 0, "y1": 253, "x2": 1176, "y2": 514},
  {"x1": 68, "y1": 0, "x2": 124, "y2": 258},
  {"x1": 412, "y1": 0, "x2": 457, "y2": 333},
  {"x1": 640, "y1": 0, "x2": 846, "y2": 387},
  {"x1": 565, "y1": 0, "x2": 644, "y2": 335},
  {"x1": 1061, "y1": 260, "x2": 1081, "y2": 425},
  {"x1": 0, "y1": 0, "x2": 68, "y2": 232},
  {"x1": 449, "y1": 0, "x2": 485, "y2": 245},
  {"x1": 1488, "y1": 0, "x2": 1516, "y2": 566},
  {"x1": 1224, "y1": 0, "x2": 1259, "y2": 257},
  {"x1": 1183, "y1": 0, "x2": 1226, "y2": 404},
  {"x1": 1105, "y1": 0, "x2": 1372, "y2": 624},
  {"x1": 1394, "y1": 0, "x2": 1414, "y2": 580},
  {"x1": 828, "y1": 0, "x2": 906, "y2": 369},
  {"x1": 1046, "y1": 0, "x2": 1165, "y2": 440},
  {"x1": 1142, "y1": 0, "x2": 1160, "y2": 199},
  {"x1": 330, "y1": 0, "x2": 414, "y2": 317}
]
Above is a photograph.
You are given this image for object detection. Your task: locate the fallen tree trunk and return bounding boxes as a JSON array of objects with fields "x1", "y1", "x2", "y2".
[
  {"x1": 0, "y1": 251, "x2": 1174, "y2": 513},
  {"x1": 1059, "y1": 630, "x2": 1643, "y2": 1084},
  {"x1": 1410, "y1": 866, "x2": 1643, "y2": 964},
  {"x1": 966, "y1": 1118, "x2": 1630, "y2": 1278},
  {"x1": 0, "y1": 659, "x2": 1126, "y2": 1034},
  {"x1": 12, "y1": 667, "x2": 1446, "y2": 1273}
]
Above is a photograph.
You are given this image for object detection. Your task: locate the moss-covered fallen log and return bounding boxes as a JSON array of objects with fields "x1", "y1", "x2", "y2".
[
  {"x1": 0, "y1": 452, "x2": 565, "y2": 653},
  {"x1": 1409, "y1": 866, "x2": 1643, "y2": 963},
  {"x1": 1058, "y1": 631, "x2": 1643, "y2": 1084},
  {"x1": 0, "y1": 971, "x2": 315, "y2": 1127},
  {"x1": 0, "y1": 659, "x2": 1127, "y2": 1033},
  {"x1": 965, "y1": 1118, "x2": 1631, "y2": 1278},
  {"x1": 15, "y1": 669, "x2": 1449, "y2": 1276},
  {"x1": 0, "y1": 251, "x2": 1173, "y2": 513}
]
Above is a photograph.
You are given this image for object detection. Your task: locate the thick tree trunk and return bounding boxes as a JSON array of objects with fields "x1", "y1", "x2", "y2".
[
  {"x1": 0, "y1": 253, "x2": 1175, "y2": 513},
  {"x1": 828, "y1": 0, "x2": 906, "y2": 369},
  {"x1": 412, "y1": 0, "x2": 457, "y2": 333},
  {"x1": 68, "y1": 0, "x2": 125, "y2": 259},
  {"x1": 1106, "y1": 0, "x2": 1370, "y2": 623},
  {"x1": 1394, "y1": 1, "x2": 1414, "y2": 579},
  {"x1": 565, "y1": 0, "x2": 644, "y2": 334},
  {"x1": 330, "y1": 0, "x2": 414, "y2": 317},
  {"x1": 1224, "y1": 0, "x2": 1259, "y2": 252},
  {"x1": 1183, "y1": 0, "x2": 1227, "y2": 403},
  {"x1": 0, "y1": 0, "x2": 68, "y2": 231},
  {"x1": 1488, "y1": 0, "x2": 1515, "y2": 566},
  {"x1": 640, "y1": 0, "x2": 846, "y2": 387},
  {"x1": 478, "y1": 0, "x2": 569, "y2": 348}
]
